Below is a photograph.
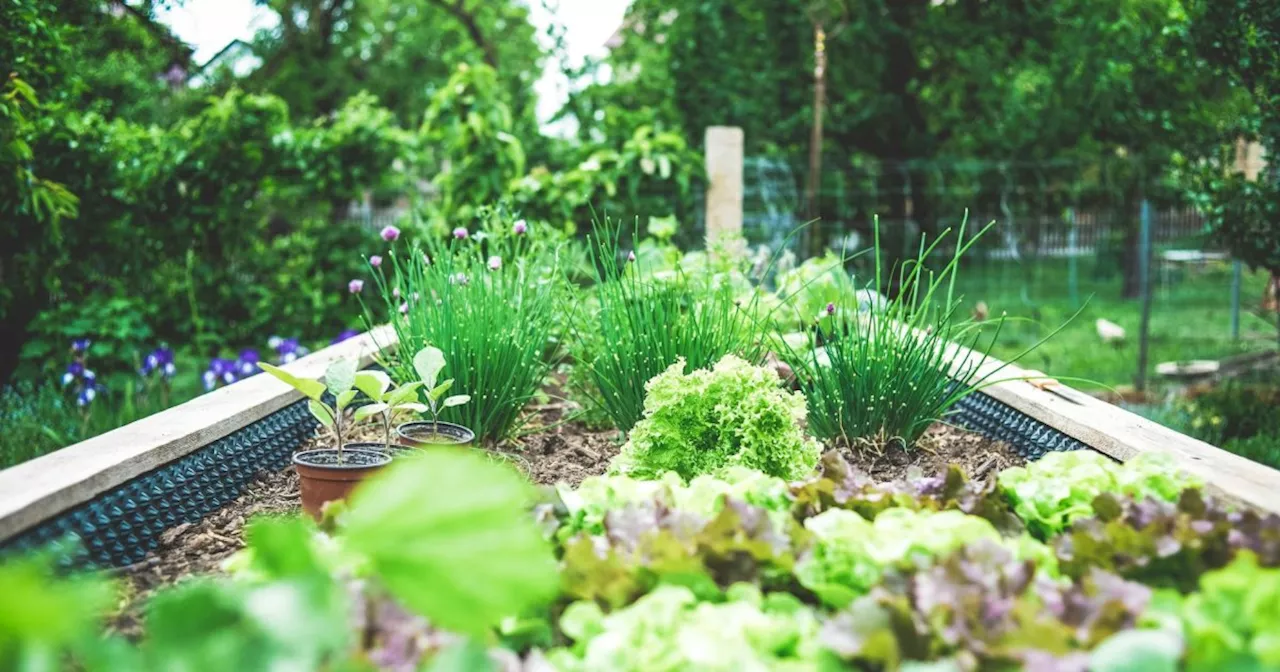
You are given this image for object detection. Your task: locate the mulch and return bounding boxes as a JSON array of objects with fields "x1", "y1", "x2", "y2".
[{"x1": 106, "y1": 402, "x2": 1019, "y2": 635}]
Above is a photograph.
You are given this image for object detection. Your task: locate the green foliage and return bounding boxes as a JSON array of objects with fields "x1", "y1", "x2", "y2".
[
  {"x1": 795, "y1": 508, "x2": 1050, "y2": 609},
  {"x1": 784, "y1": 221, "x2": 1020, "y2": 450},
  {"x1": 259, "y1": 358, "x2": 359, "y2": 453},
  {"x1": 1147, "y1": 552, "x2": 1280, "y2": 671},
  {"x1": 20, "y1": 295, "x2": 155, "y2": 378},
  {"x1": 1055, "y1": 489, "x2": 1280, "y2": 593},
  {"x1": 578, "y1": 225, "x2": 767, "y2": 434},
  {"x1": 0, "y1": 552, "x2": 115, "y2": 671},
  {"x1": 411, "y1": 345, "x2": 472, "y2": 427},
  {"x1": 0, "y1": 382, "x2": 78, "y2": 468},
  {"x1": 997, "y1": 451, "x2": 1200, "y2": 539},
  {"x1": 613, "y1": 355, "x2": 819, "y2": 481},
  {"x1": 352, "y1": 369, "x2": 427, "y2": 449},
  {"x1": 342, "y1": 449, "x2": 560, "y2": 636},
  {"x1": 370, "y1": 228, "x2": 569, "y2": 443},
  {"x1": 547, "y1": 585, "x2": 828, "y2": 671}
]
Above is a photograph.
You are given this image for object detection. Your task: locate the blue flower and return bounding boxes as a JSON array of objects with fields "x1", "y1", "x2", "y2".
[
  {"x1": 273, "y1": 337, "x2": 308, "y2": 364},
  {"x1": 71, "y1": 339, "x2": 91, "y2": 354},
  {"x1": 331, "y1": 329, "x2": 360, "y2": 345},
  {"x1": 76, "y1": 386, "x2": 97, "y2": 407},
  {"x1": 236, "y1": 349, "x2": 261, "y2": 377},
  {"x1": 140, "y1": 347, "x2": 176, "y2": 378}
]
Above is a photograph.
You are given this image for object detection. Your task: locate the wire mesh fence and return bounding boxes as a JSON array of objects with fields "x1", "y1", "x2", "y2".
[{"x1": 739, "y1": 155, "x2": 1277, "y2": 391}]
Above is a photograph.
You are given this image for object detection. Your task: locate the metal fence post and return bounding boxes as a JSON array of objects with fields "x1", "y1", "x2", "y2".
[{"x1": 1136, "y1": 199, "x2": 1154, "y2": 392}]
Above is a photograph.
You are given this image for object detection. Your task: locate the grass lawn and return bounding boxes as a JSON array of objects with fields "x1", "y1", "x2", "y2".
[{"x1": 952, "y1": 257, "x2": 1278, "y2": 391}]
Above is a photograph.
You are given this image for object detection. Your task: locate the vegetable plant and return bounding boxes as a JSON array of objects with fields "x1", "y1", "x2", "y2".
[
  {"x1": 409, "y1": 345, "x2": 471, "y2": 433},
  {"x1": 610, "y1": 354, "x2": 820, "y2": 481},
  {"x1": 258, "y1": 359, "x2": 358, "y2": 460},
  {"x1": 351, "y1": 369, "x2": 426, "y2": 450}
]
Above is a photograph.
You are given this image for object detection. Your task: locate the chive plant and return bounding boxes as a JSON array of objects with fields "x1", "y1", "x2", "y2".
[
  {"x1": 577, "y1": 223, "x2": 769, "y2": 433},
  {"x1": 363, "y1": 221, "x2": 569, "y2": 444},
  {"x1": 786, "y1": 217, "x2": 1052, "y2": 451}
]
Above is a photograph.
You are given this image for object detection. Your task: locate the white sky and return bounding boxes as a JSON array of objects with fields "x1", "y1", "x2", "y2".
[{"x1": 156, "y1": 0, "x2": 631, "y2": 130}]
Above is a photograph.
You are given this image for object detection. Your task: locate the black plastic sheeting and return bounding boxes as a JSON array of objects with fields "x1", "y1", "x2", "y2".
[
  {"x1": 1, "y1": 389, "x2": 1087, "y2": 570},
  {"x1": 0, "y1": 402, "x2": 317, "y2": 570}
]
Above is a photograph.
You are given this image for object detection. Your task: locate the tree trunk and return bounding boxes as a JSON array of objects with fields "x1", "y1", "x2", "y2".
[{"x1": 803, "y1": 21, "x2": 827, "y2": 259}]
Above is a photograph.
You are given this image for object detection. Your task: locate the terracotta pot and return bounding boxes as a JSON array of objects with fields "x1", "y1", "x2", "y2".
[
  {"x1": 293, "y1": 448, "x2": 391, "y2": 519},
  {"x1": 396, "y1": 421, "x2": 476, "y2": 448}
]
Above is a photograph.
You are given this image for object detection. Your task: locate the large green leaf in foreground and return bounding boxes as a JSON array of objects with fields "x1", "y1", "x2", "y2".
[{"x1": 341, "y1": 449, "x2": 560, "y2": 636}]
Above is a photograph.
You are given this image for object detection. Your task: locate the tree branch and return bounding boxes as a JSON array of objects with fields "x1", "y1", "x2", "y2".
[{"x1": 427, "y1": 0, "x2": 499, "y2": 69}]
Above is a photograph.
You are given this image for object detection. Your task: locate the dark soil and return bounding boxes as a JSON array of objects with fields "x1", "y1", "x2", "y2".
[
  {"x1": 838, "y1": 423, "x2": 1023, "y2": 483},
  {"x1": 107, "y1": 403, "x2": 1017, "y2": 635},
  {"x1": 295, "y1": 447, "x2": 391, "y2": 467}
]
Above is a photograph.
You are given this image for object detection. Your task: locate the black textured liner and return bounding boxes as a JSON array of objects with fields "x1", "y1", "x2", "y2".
[
  {"x1": 948, "y1": 390, "x2": 1089, "y2": 460},
  {"x1": 2, "y1": 389, "x2": 1084, "y2": 571},
  {"x1": 0, "y1": 401, "x2": 317, "y2": 570}
]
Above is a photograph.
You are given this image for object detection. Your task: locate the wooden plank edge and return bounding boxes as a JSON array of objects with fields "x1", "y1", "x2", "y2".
[
  {"x1": 0, "y1": 325, "x2": 400, "y2": 542},
  {"x1": 940, "y1": 337, "x2": 1280, "y2": 516}
]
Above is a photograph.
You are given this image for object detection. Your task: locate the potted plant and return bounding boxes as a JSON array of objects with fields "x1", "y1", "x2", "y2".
[
  {"x1": 346, "y1": 369, "x2": 426, "y2": 457},
  {"x1": 396, "y1": 346, "x2": 476, "y2": 447},
  {"x1": 259, "y1": 358, "x2": 391, "y2": 518}
]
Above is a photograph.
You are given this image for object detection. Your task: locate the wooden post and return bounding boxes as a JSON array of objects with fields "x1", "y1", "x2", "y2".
[{"x1": 705, "y1": 126, "x2": 744, "y2": 261}]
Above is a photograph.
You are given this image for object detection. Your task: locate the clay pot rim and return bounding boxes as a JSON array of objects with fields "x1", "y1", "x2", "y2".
[{"x1": 293, "y1": 448, "x2": 392, "y2": 469}]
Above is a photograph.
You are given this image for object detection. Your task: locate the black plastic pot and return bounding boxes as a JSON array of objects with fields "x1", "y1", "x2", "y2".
[
  {"x1": 396, "y1": 421, "x2": 476, "y2": 448},
  {"x1": 345, "y1": 441, "x2": 418, "y2": 459},
  {"x1": 293, "y1": 448, "x2": 391, "y2": 519}
]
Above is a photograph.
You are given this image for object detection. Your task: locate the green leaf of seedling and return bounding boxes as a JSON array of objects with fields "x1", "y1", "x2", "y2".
[
  {"x1": 429, "y1": 379, "x2": 454, "y2": 402},
  {"x1": 324, "y1": 359, "x2": 358, "y2": 396},
  {"x1": 354, "y1": 403, "x2": 389, "y2": 423},
  {"x1": 341, "y1": 450, "x2": 559, "y2": 637},
  {"x1": 413, "y1": 347, "x2": 447, "y2": 390},
  {"x1": 308, "y1": 400, "x2": 336, "y2": 428},
  {"x1": 243, "y1": 517, "x2": 325, "y2": 580},
  {"x1": 354, "y1": 371, "x2": 392, "y2": 401},
  {"x1": 442, "y1": 395, "x2": 470, "y2": 408},
  {"x1": 386, "y1": 382, "x2": 424, "y2": 406},
  {"x1": 335, "y1": 389, "x2": 357, "y2": 411},
  {"x1": 258, "y1": 362, "x2": 326, "y2": 401},
  {"x1": 395, "y1": 402, "x2": 428, "y2": 415}
]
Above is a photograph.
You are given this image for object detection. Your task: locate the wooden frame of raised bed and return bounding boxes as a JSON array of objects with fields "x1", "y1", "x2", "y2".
[{"x1": 1, "y1": 325, "x2": 1277, "y2": 569}]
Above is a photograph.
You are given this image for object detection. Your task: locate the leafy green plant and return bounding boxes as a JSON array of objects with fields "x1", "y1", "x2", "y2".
[
  {"x1": 577, "y1": 224, "x2": 768, "y2": 433},
  {"x1": 352, "y1": 369, "x2": 426, "y2": 450},
  {"x1": 997, "y1": 451, "x2": 1200, "y2": 539},
  {"x1": 0, "y1": 552, "x2": 115, "y2": 671},
  {"x1": 410, "y1": 346, "x2": 472, "y2": 431},
  {"x1": 611, "y1": 355, "x2": 820, "y2": 481},
  {"x1": 258, "y1": 359, "x2": 358, "y2": 457},
  {"x1": 0, "y1": 382, "x2": 79, "y2": 469},
  {"x1": 1145, "y1": 551, "x2": 1280, "y2": 671},
  {"x1": 783, "y1": 219, "x2": 1040, "y2": 451},
  {"x1": 366, "y1": 227, "x2": 568, "y2": 444}
]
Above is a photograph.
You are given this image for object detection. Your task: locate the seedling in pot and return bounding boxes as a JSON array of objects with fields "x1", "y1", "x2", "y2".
[
  {"x1": 414, "y1": 346, "x2": 471, "y2": 435},
  {"x1": 352, "y1": 370, "x2": 426, "y2": 450},
  {"x1": 260, "y1": 358, "x2": 359, "y2": 462}
]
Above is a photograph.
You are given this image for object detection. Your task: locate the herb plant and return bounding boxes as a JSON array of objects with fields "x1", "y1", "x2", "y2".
[
  {"x1": 259, "y1": 359, "x2": 359, "y2": 459},
  {"x1": 784, "y1": 218, "x2": 1057, "y2": 451},
  {"x1": 577, "y1": 223, "x2": 768, "y2": 433}
]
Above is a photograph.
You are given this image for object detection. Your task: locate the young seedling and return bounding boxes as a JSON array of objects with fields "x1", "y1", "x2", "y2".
[
  {"x1": 413, "y1": 346, "x2": 470, "y2": 434},
  {"x1": 259, "y1": 358, "x2": 359, "y2": 462},
  {"x1": 352, "y1": 370, "x2": 427, "y2": 450}
]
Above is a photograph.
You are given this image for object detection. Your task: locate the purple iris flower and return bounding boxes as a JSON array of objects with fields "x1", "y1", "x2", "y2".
[
  {"x1": 203, "y1": 357, "x2": 238, "y2": 391},
  {"x1": 236, "y1": 349, "x2": 261, "y2": 377},
  {"x1": 380, "y1": 226, "x2": 401, "y2": 242},
  {"x1": 274, "y1": 337, "x2": 307, "y2": 364},
  {"x1": 63, "y1": 361, "x2": 85, "y2": 385},
  {"x1": 77, "y1": 386, "x2": 97, "y2": 407},
  {"x1": 140, "y1": 347, "x2": 176, "y2": 378},
  {"x1": 330, "y1": 329, "x2": 360, "y2": 345},
  {"x1": 71, "y1": 339, "x2": 91, "y2": 354}
]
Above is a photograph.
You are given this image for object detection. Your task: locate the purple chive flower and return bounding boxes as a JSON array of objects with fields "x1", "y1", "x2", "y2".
[
  {"x1": 392, "y1": 287, "x2": 401, "y2": 299},
  {"x1": 488, "y1": 255, "x2": 502, "y2": 271},
  {"x1": 380, "y1": 225, "x2": 400, "y2": 242},
  {"x1": 71, "y1": 338, "x2": 91, "y2": 354},
  {"x1": 452, "y1": 227, "x2": 469, "y2": 240},
  {"x1": 330, "y1": 329, "x2": 360, "y2": 345},
  {"x1": 826, "y1": 302, "x2": 836, "y2": 316},
  {"x1": 627, "y1": 250, "x2": 637, "y2": 262},
  {"x1": 452, "y1": 272, "x2": 469, "y2": 286},
  {"x1": 348, "y1": 279, "x2": 365, "y2": 294},
  {"x1": 369, "y1": 255, "x2": 383, "y2": 268},
  {"x1": 398, "y1": 302, "x2": 409, "y2": 315},
  {"x1": 513, "y1": 220, "x2": 528, "y2": 235}
]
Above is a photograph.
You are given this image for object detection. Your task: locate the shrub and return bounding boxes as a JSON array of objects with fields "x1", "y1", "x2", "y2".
[
  {"x1": 611, "y1": 355, "x2": 820, "y2": 481},
  {"x1": 576, "y1": 224, "x2": 767, "y2": 433},
  {"x1": 367, "y1": 220, "x2": 570, "y2": 443}
]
